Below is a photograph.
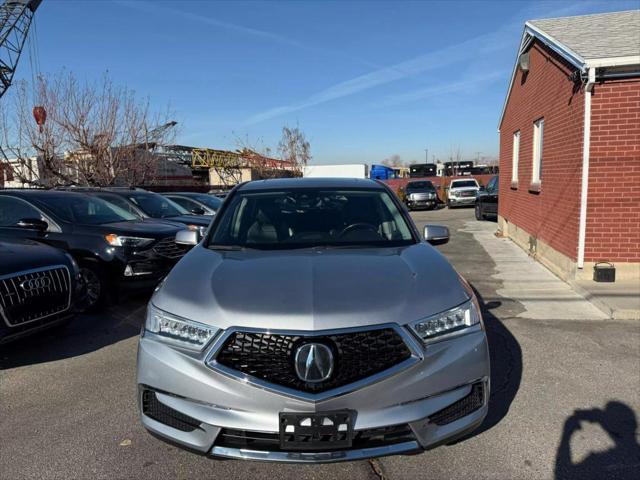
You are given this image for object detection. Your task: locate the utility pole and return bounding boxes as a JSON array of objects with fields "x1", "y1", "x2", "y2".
[{"x1": 425, "y1": 149, "x2": 429, "y2": 164}]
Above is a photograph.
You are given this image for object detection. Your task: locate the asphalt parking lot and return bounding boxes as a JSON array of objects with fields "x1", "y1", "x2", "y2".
[{"x1": 1, "y1": 207, "x2": 638, "y2": 480}]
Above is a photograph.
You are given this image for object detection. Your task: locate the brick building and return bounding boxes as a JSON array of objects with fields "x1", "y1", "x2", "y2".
[{"x1": 498, "y1": 10, "x2": 640, "y2": 281}]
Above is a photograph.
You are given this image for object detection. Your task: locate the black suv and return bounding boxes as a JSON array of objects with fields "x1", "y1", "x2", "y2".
[
  {"x1": 75, "y1": 188, "x2": 213, "y2": 236},
  {"x1": 0, "y1": 237, "x2": 81, "y2": 344},
  {"x1": 0, "y1": 190, "x2": 189, "y2": 309},
  {"x1": 475, "y1": 175, "x2": 499, "y2": 220},
  {"x1": 403, "y1": 180, "x2": 438, "y2": 211}
]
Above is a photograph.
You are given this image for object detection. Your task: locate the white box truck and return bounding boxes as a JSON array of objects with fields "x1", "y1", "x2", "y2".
[{"x1": 302, "y1": 164, "x2": 369, "y2": 178}]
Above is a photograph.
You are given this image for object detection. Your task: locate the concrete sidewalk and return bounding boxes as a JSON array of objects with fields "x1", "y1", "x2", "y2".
[
  {"x1": 461, "y1": 221, "x2": 608, "y2": 321},
  {"x1": 570, "y1": 279, "x2": 640, "y2": 320}
]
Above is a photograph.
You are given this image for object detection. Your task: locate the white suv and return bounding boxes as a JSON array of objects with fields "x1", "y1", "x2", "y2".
[{"x1": 447, "y1": 179, "x2": 480, "y2": 208}]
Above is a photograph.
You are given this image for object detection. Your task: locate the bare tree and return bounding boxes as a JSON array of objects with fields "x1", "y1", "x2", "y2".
[
  {"x1": 277, "y1": 125, "x2": 311, "y2": 175},
  {"x1": 381, "y1": 154, "x2": 403, "y2": 167},
  {"x1": 0, "y1": 72, "x2": 175, "y2": 187}
]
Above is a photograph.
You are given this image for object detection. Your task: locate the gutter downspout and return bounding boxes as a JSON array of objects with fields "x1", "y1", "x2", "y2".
[{"x1": 577, "y1": 67, "x2": 596, "y2": 270}]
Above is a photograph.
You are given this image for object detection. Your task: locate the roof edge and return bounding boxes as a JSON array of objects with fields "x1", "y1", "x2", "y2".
[{"x1": 498, "y1": 24, "x2": 586, "y2": 131}]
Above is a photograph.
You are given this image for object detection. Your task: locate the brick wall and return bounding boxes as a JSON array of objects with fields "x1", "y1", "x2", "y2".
[
  {"x1": 586, "y1": 78, "x2": 640, "y2": 262},
  {"x1": 498, "y1": 40, "x2": 585, "y2": 261}
]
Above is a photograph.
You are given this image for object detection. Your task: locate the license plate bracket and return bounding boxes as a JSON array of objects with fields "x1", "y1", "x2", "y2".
[{"x1": 279, "y1": 410, "x2": 355, "y2": 450}]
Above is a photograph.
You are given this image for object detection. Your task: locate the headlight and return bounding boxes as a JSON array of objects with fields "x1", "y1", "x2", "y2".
[
  {"x1": 409, "y1": 299, "x2": 481, "y2": 344},
  {"x1": 145, "y1": 304, "x2": 218, "y2": 350},
  {"x1": 105, "y1": 234, "x2": 154, "y2": 247}
]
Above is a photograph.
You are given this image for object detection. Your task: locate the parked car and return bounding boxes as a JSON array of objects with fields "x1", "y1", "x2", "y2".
[
  {"x1": 137, "y1": 178, "x2": 489, "y2": 463},
  {"x1": 475, "y1": 175, "x2": 499, "y2": 220},
  {"x1": 403, "y1": 180, "x2": 438, "y2": 211},
  {"x1": 447, "y1": 178, "x2": 480, "y2": 208},
  {"x1": 208, "y1": 189, "x2": 229, "y2": 199},
  {"x1": 74, "y1": 188, "x2": 213, "y2": 236},
  {"x1": 161, "y1": 192, "x2": 223, "y2": 216},
  {"x1": 0, "y1": 236, "x2": 82, "y2": 344},
  {"x1": 0, "y1": 190, "x2": 189, "y2": 310}
]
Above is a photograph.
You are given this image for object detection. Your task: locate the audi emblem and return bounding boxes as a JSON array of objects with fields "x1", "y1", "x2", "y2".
[{"x1": 19, "y1": 277, "x2": 52, "y2": 291}]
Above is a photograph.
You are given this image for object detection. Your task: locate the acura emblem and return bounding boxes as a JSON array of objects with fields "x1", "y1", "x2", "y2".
[
  {"x1": 20, "y1": 277, "x2": 51, "y2": 291},
  {"x1": 294, "y1": 343, "x2": 334, "y2": 383}
]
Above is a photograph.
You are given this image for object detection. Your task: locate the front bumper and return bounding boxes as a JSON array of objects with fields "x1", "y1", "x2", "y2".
[
  {"x1": 137, "y1": 327, "x2": 489, "y2": 463},
  {"x1": 407, "y1": 199, "x2": 437, "y2": 209},
  {"x1": 448, "y1": 196, "x2": 476, "y2": 206}
]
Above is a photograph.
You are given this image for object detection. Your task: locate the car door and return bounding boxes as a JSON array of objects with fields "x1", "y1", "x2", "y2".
[
  {"x1": 484, "y1": 177, "x2": 499, "y2": 215},
  {"x1": 0, "y1": 196, "x2": 65, "y2": 247}
]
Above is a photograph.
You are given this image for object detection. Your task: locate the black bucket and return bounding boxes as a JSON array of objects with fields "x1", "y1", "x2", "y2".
[{"x1": 593, "y1": 262, "x2": 616, "y2": 283}]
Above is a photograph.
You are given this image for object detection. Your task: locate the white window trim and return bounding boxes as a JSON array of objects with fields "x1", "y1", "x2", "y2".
[
  {"x1": 512, "y1": 130, "x2": 520, "y2": 186},
  {"x1": 532, "y1": 118, "x2": 544, "y2": 185}
]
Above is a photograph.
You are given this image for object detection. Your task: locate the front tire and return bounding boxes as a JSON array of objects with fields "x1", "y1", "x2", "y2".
[
  {"x1": 475, "y1": 204, "x2": 484, "y2": 220},
  {"x1": 78, "y1": 262, "x2": 110, "y2": 311}
]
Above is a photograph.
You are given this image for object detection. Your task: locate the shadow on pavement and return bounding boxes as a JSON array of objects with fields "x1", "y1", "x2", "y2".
[
  {"x1": 0, "y1": 294, "x2": 148, "y2": 370},
  {"x1": 453, "y1": 286, "x2": 523, "y2": 442},
  {"x1": 554, "y1": 402, "x2": 640, "y2": 479}
]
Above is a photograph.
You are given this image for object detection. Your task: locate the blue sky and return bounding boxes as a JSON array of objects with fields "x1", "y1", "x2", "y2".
[{"x1": 16, "y1": 0, "x2": 638, "y2": 164}]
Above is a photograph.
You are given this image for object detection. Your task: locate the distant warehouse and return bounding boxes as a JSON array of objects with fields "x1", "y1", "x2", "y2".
[{"x1": 498, "y1": 10, "x2": 640, "y2": 281}]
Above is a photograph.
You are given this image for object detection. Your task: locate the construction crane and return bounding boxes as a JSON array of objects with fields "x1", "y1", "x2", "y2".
[{"x1": 0, "y1": 0, "x2": 42, "y2": 99}]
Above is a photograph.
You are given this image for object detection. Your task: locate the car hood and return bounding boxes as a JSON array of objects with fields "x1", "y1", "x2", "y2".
[
  {"x1": 154, "y1": 243, "x2": 469, "y2": 331},
  {"x1": 74, "y1": 220, "x2": 182, "y2": 238},
  {"x1": 0, "y1": 237, "x2": 71, "y2": 275},
  {"x1": 164, "y1": 215, "x2": 213, "y2": 227}
]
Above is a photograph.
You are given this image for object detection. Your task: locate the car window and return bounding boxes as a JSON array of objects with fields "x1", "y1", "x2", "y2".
[
  {"x1": 0, "y1": 196, "x2": 45, "y2": 226},
  {"x1": 209, "y1": 188, "x2": 415, "y2": 250},
  {"x1": 450, "y1": 180, "x2": 478, "y2": 188},
  {"x1": 96, "y1": 194, "x2": 143, "y2": 218},
  {"x1": 169, "y1": 196, "x2": 201, "y2": 211},
  {"x1": 191, "y1": 194, "x2": 222, "y2": 210},
  {"x1": 487, "y1": 177, "x2": 498, "y2": 192},
  {"x1": 128, "y1": 193, "x2": 188, "y2": 218},
  {"x1": 44, "y1": 195, "x2": 138, "y2": 225}
]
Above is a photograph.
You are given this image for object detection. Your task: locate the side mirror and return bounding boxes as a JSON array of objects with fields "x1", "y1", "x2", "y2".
[
  {"x1": 479, "y1": 185, "x2": 486, "y2": 191},
  {"x1": 423, "y1": 224, "x2": 449, "y2": 245},
  {"x1": 191, "y1": 207, "x2": 206, "y2": 215},
  {"x1": 16, "y1": 218, "x2": 48, "y2": 232},
  {"x1": 175, "y1": 229, "x2": 199, "y2": 246}
]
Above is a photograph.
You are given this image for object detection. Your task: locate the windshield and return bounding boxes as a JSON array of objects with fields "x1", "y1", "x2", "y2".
[
  {"x1": 450, "y1": 180, "x2": 478, "y2": 188},
  {"x1": 208, "y1": 188, "x2": 415, "y2": 250},
  {"x1": 44, "y1": 195, "x2": 138, "y2": 225},
  {"x1": 189, "y1": 194, "x2": 223, "y2": 210},
  {"x1": 406, "y1": 181, "x2": 435, "y2": 192},
  {"x1": 128, "y1": 193, "x2": 188, "y2": 218}
]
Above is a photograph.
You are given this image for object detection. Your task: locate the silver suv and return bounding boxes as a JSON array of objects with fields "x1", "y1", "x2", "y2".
[{"x1": 137, "y1": 178, "x2": 489, "y2": 463}]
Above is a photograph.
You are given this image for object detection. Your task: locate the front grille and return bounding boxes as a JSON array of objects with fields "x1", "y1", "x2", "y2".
[
  {"x1": 215, "y1": 328, "x2": 412, "y2": 393},
  {"x1": 152, "y1": 237, "x2": 190, "y2": 260},
  {"x1": 141, "y1": 389, "x2": 202, "y2": 432},
  {"x1": 215, "y1": 423, "x2": 415, "y2": 452},
  {"x1": 0, "y1": 267, "x2": 71, "y2": 327},
  {"x1": 429, "y1": 382, "x2": 484, "y2": 426}
]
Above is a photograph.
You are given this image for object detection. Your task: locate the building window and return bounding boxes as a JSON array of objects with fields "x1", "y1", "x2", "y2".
[
  {"x1": 512, "y1": 131, "x2": 520, "y2": 187},
  {"x1": 532, "y1": 118, "x2": 544, "y2": 185}
]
